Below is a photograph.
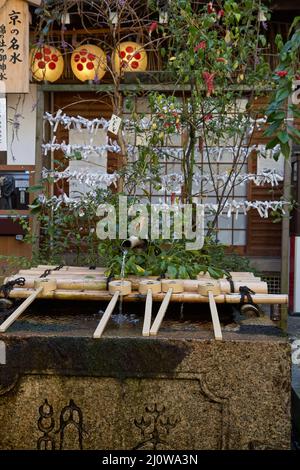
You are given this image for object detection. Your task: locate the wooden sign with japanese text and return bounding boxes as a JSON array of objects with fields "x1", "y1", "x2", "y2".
[{"x1": 0, "y1": 0, "x2": 29, "y2": 93}]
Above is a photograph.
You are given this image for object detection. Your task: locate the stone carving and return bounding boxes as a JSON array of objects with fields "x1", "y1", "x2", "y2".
[
  {"x1": 57, "y1": 399, "x2": 84, "y2": 450},
  {"x1": 37, "y1": 399, "x2": 55, "y2": 450},
  {"x1": 133, "y1": 404, "x2": 179, "y2": 450},
  {"x1": 37, "y1": 399, "x2": 84, "y2": 450}
]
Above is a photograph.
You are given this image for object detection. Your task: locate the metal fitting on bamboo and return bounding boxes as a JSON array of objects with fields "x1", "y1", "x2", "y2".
[
  {"x1": 161, "y1": 279, "x2": 184, "y2": 293},
  {"x1": 138, "y1": 279, "x2": 161, "y2": 295},
  {"x1": 108, "y1": 280, "x2": 132, "y2": 296}
]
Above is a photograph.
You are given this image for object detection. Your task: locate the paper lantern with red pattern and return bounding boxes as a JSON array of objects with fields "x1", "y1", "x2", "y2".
[
  {"x1": 71, "y1": 45, "x2": 107, "y2": 82},
  {"x1": 113, "y1": 41, "x2": 147, "y2": 75},
  {"x1": 30, "y1": 45, "x2": 64, "y2": 82}
]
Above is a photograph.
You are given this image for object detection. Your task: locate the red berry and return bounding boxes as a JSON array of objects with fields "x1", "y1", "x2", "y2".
[{"x1": 276, "y1": 70, "x2": 288, "y2": 77}]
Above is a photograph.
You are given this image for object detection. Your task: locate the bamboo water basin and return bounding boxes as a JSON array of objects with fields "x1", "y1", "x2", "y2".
[{"x1": 3, "y1": 266, "x2": 288, "y2": 305}]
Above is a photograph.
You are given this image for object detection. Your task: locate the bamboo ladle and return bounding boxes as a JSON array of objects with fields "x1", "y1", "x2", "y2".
[
  {"x1": 138, "y1": 280, "x2": 162, "y2": 336},
  {"x1": 0, "y1": 279, "x2": 57, "y2": 333},
  {"x1": 93, "y1": 280, "x2": 131, "y2": 339},
  {"x1": 198, "y1": 282, "x2": 223, "y2": 341},
  {"x1": 149, "y1": 280, "x2": 184, "y2": 336}
]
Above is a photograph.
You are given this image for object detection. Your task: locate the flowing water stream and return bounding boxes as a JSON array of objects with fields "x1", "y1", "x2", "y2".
[{"x1": 110, "y1": 249, "x2": 139, "y2": 326}]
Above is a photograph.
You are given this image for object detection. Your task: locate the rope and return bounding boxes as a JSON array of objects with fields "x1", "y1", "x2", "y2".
[
  {"x1": 39, "y1": 264, "x2": 64, "y2": 278},
  {"x1": 226, "y1": 276, "x2": 235, "y2": 293},
  {"x1": 239, "y1": 285, "x2": 255, "y2": 304},
  {"x1": 0, "y1": 277, "x2": 25, "y2": 298}
]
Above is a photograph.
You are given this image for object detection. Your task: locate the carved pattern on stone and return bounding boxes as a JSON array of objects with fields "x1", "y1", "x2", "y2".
[
  {"x1": 37, "y1": 399, "x2": 55, "y2": 450},
  {"x1": 57, "y1": 399, "x2": 84, "y2": 450},
  {"x1": 133, "y1": 403, "x2": 179, "y2": 450},
  {"x1": 175, "y1": 373, "x2": 230, "y2": 450},
  {"x1": 37, "y1": 399, "x2": 84, "y2": 450}
]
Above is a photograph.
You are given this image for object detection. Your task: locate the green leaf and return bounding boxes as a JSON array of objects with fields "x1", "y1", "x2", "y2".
[
  {"x1": 275, "y1": 88, "x2": 290, "y2": 103},
  {"x1": 280, "y1": 141, "x2": 291, "y2": 158},
  {"x1": 178, "y1": 265, "x2": 189, "y2": 279},
  {"x1": 266, "y1": 137, "x2": 279, "y2": 149},
  {"x1": 264, "y1": 120, "x2": 282, "y2": 137},
  {"x1": 277, "y1": 130, "x2": 289, "y2": 144},
  {"x1": 259, "y1": 35, "x2": 266, "y2": 47},
  {"x1": 167, "y1": 264, "x2": 177, "y2": 279}
]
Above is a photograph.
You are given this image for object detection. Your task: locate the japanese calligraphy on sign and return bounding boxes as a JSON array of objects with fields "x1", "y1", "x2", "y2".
[{"x1": 0, "y1": 0, "x2": 29, "y2": 93}]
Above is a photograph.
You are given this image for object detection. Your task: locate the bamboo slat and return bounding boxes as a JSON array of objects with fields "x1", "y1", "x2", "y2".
[
  {"x1": 6, "y1": 289, "x2": 288, "y2": 304},
  {"x1": 149, "y1": 288, "x2": 173, "y2": 335},
  {"x1": 208, "y1": 291, "x2": 223, "y2": 341},
  {"x1": 93, "y1": 291, "x2": 119, "y2": 339},
  {"x1": 0, "y1": 287, "x2": 44, "y2": 333},
  {"x1": 142, "y1": 289, "x2": 153, "y2": 337}
]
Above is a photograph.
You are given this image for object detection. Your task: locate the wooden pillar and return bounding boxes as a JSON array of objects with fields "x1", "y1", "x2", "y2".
[
  {"x1": 31, "y1": 85, "x2": 44, "y2": 252},
  {"x1": 280, "y1": 97, "x2": 293, "y2": 330}
]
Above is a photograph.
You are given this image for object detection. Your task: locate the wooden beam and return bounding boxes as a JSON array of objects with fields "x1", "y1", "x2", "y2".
[{"x1": 40, "y1": 83, "x2": 192, "y2": 93}]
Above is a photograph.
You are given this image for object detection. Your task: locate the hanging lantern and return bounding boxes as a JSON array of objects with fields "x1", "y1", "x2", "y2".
[
  {"x1": 113, "y1": 41, "x2": 147, "y2": 75},
  {"x1": 30, "y1": 45, "x2": 64, "y2": 82},
  {"x1": 71, "y1": 45, "x2": 107, "y2": 82}
]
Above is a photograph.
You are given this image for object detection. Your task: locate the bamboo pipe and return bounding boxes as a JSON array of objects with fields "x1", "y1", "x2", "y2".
[
  {"x1": 0, "y1": 279, "x2": 57, "y2": 333},
  {"x1": 5, "y1": 289, "x2": 288, "y2": 304},
  {"x1": 37, "y1": 265, "x2": 106, "y2": 272},
  {"x1": 128, "y1": 277, "x2": 267, "y2": 293},
  {"x1": 93, "y1": 291, "x2": 119, "y2": 339},
  {"x1": 150, "y1": 288, "x2": 173, "y2": 336},
  {"x1": 142, "y1": 289, "x2": 153, "y2": 337},
  {"x1": 15, "y1": 269, "x2": 106, "y2": 277},
  {"x1": 4, "y1": 277, "x2": 107, "y2": 291},
  {"x1": 219, "y1": 279, "x2": 268, "y2": 294}
]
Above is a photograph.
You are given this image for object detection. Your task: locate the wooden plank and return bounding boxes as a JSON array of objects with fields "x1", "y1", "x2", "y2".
[
  {"x1": 93, "y1": 291, "x2": 119, "y2": 338},
  {"x1": 149, "y1": 288, "x2": 172, "y2": 335},
  {"x1": 142, "y1": 289, "x2": 152, "y2": 337},
  {"x1": 0, "y1": 286, "x2": 43, "y2": 332},
  {"x1": 41, "y1": 83, "x2": 192, "y2": 93},
  {"x1": 208, "y1": 291, "x2": 223, "y2": 341},
  {"x1": 0, "y1": 0, "x2": 29, "y2": 93}
]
